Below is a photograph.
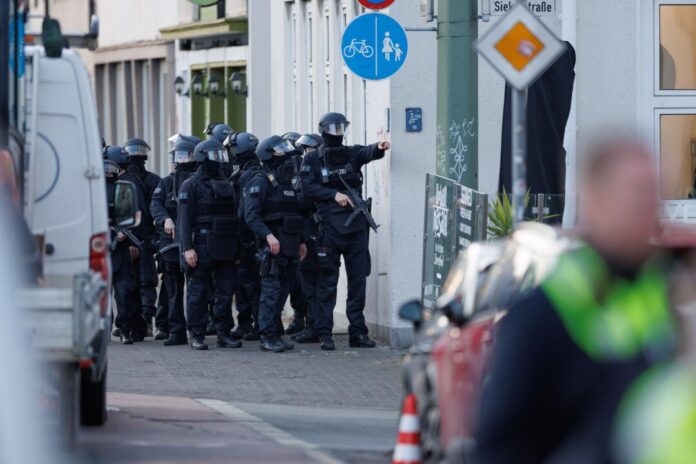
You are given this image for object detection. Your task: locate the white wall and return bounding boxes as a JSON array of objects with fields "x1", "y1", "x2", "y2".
[
  {"x1": 97, "y1": 0, "x2": 195, "y2": 48},
  {"x1": 371, "y1": 2, "x2": 437, "y2": 344}
]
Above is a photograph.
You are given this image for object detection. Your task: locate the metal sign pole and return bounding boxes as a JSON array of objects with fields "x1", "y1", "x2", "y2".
[
  {"x1": 512, "y1": 87, "x2": 527, "y2": 225},
  {"x1": 511, "y1": 0, "x2": 528, "y2": 226}
]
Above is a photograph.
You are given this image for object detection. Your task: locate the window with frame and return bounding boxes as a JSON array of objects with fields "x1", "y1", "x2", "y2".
[{"x1": 654, "y1": 1, "x2": 696, "y2": 200}]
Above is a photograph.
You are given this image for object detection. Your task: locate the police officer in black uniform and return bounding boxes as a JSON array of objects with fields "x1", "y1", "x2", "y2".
[
  {"x1": 292, "y1": 133, "x2": 324, "y2": 344},
  {"x1": 178, "y1": 139, "x2": 241, "y2": 351},
  {"x1": 300, "y1": 113, "x2": 390, "y2": 350},
  {"x1": 123, "y1": 138, "x2": 165, "y2": 340},
  {"x1": 244, "y1": 136, "x2": 307, "y2": 353},
  {"x1": 280, "y1": 132, "x2": 311, "y2": 337},
  {"x1": 205, "y1": 123, "x2": 235, "y2": 179},
  {"x1": 150, "y1": 138, "x2": 198, "y2": 346},
  {"x1": 104, "y1": 146, "x2": 146, "y2": 345},
  {"x1": 225, "y1": 132, "x2": 262, "y2": 341}
]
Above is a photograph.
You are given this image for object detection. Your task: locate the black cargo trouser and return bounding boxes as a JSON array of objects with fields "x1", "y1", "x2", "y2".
[
  {"x1": 186, "y1": 245, "x2": 236, "y2": 339},
  {"x1": 155, "y1": 272, "x2": 169, "y2": 332},
  {"x1": 113, "y1": 258, "x2": 142, "y2": 334},
  {"x1": 313, "y1": 226, "x2": 369, "y2": 338},
  {"x1": 236, "y1": 247, "x2": 261, "y2": 329},
  {"x1": 289, "y1": 265, "x2": 308, "y2": 320},
  {"x1": 163, "y1": 261, "x2": 186, "y2": 338},
  {"x1": 258, "y1": 254, "x2": 294, "y2": 338}
]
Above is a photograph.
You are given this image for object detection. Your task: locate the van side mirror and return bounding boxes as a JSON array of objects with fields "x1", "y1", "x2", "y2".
[
  {"x1": 399, "y1": 300, "x2": 424, "y2": 330},
  {"x1": 114, "y1": 181, "x2": 140, "y2": 228},
  {"x1": 42, "y1": 18, "x2": 64, "y2": 58}
]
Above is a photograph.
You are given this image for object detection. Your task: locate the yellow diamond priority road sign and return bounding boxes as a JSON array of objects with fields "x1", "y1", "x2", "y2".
[{"x1": 476, "y1": 3, "x2": 565, "y2": 90}]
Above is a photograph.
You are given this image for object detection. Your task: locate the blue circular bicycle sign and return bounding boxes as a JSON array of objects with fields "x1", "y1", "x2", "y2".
[{"x1": 341, "y1": 13, "x2": 408, "y2": 81}]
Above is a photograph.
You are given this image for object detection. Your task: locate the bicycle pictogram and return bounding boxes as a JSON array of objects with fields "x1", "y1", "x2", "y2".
[{"x1": 343, "y1": 38, "x2": 374, "y2": 59}]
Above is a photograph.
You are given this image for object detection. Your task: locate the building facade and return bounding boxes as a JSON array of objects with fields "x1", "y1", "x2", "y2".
[{"x1": 248, "y1": 0, "x2": 437, "y2": 347}]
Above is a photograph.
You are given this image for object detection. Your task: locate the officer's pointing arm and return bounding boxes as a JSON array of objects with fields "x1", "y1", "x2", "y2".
[
  {"x1": 300, "y1": 153, "x2": 337, "y2": 202},
  {"x1": 353, "y1": 142, "x2": 387, "y2": 168}
]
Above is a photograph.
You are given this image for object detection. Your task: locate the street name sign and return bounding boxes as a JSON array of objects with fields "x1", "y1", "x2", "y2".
[
  {"x1": 342, "y1": 13, "x2": 408, "y2": 81},
  {"x1": 475, "y1": 2, "x2": 565, "y2": 90},
  {"x1": 357, "y1": 0, "x2": 396, "y2": 9},
  {"x1": 485, "y1": 0, "x2": 556, "y2": 16}
]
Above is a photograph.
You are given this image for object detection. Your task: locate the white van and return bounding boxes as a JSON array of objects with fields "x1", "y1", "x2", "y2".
[{"x1": 16, "y1": 45, "x2": 128, "y2": 440}]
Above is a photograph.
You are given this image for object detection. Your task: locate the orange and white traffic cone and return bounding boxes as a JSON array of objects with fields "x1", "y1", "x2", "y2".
[{"x1": 392, "y1": 394, "x2": 422, "y2": 464}]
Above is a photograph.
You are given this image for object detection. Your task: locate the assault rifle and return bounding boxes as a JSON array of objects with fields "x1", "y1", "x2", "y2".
[
  {"x1": 338, "y1": 174, "x2": 380, "y2": 233},
  {"x1": 110, "y1": 225, "x2": 144, "y2": 252},
  {"x1": 158, "y1": 241, "x2": 187, "y2": 271}
]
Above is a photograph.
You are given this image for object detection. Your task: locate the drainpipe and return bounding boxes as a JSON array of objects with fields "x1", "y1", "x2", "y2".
[
  {"x1": 561, "y1": 0, "x2": 577, "y2": 228},
  {"x1": 436, "y1": 0, "x2": 478, "y2": 188}
]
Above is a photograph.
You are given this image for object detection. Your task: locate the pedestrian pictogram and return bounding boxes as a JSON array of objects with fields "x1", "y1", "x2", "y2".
[
  {"x1": 357, "y1": 0, "x2": 396, "y2": 10},
  {"x1": 342, "y1": 13, "x2": 408, "y2": 81},
  {"x1": 475, "y1": 2, "x2": 564, "y2": 90}
]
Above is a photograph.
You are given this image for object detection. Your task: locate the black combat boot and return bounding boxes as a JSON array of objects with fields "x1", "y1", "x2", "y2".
[
  {"x1": 120, "y1": 332, "x2": 133, "y2": 345},
  {"x1": 319, "y1": 335, "x2": 335, "y2": 351},
  {"x1": 260, "y1": 336, "x2": 286, "y2": 353},
  {"x1": 278, "y1": 337, "x2": 295, "y2": 351},
  {"x1": 243, "y1": 326, "x2": 260, "y2": 341},
  {"x1": 217, "y1": 333, "x2": 243, "y2": 349},
  {"x1": 292, "y1": 328, "x2": 319, "y2": 344},
  {"x1": 111, "y1": 327, "x2": 121, "y2": 338},
  {"x1": 285, "y1": 317, "x2": 305, "y2": 336},
  {"x1": 191, "y1": 338, "x2": 209, "y2": 351},
  {"x1": 154, "y1": 329, "x2": 169, "y2": 341},
  {"x1": 163, "y1": 334, "x2": 188, "y2": 346},
  {"x1": 230, "y1": 325, "x2": 252, "y2": 340},
  {"x1": 349, "y1": 334, "x2": 377, "y2": 348}
]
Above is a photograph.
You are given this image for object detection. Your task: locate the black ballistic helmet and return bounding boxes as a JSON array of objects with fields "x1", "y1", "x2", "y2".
[
  {"x1": 282, "y1": 132, "x2": 302, "y2": 146},
  {"x1": 256, "y1": 135, "x2": 296, "y2": 162},
  {"x1": 193, "y1": 139, "x2": 229, "y2": 164},
  {"x1": 170, "y1": 139, "x2": 197, "y2": 165},
  {"x1": 104, "y1": 146, "x2": 130, "y2": 169},
  {"x1": 123, "y1": 138, "x2": 151, "y2": 159},
  {"x1": 168, "y1": 133, "x2": 201, "y2": 151},
  {"x1": 318, "y1": 112, "x2": 350, "y2": 136},
  {"x1": 296, "y1": 133, "x2": 323, "y2": 151},
  {"x1": 205, "y1": 122, "x2": 234, "y2": 144},
  {"x1": 224, "y1": 132, "x2": 260, "y2": 158}
]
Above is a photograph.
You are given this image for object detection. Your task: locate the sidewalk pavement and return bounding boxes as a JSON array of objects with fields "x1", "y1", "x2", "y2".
[{"x1": 107, "y1": 334, "x2": 405, "y2": 410}]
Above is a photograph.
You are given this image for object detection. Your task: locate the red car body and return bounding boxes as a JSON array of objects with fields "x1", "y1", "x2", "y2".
[{"x1": 431, "y1": 314, "x2": 497, "y2": 448}]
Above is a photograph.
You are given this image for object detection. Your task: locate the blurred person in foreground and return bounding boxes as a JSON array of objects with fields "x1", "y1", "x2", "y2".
[
  {"x1": 611, "y1": 228, "x2": 696, "y2": 464},
  {"x1": 473, "y1": 138, "x2": 679, "y2": 463}
]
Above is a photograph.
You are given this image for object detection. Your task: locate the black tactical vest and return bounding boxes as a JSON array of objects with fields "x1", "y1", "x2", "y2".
[
  {"x1": 193, "y1": 175, "x2": 239, "y2": 261},
  {"x1": 319, "y1": 146, "x2": 363, "y2": 192}
]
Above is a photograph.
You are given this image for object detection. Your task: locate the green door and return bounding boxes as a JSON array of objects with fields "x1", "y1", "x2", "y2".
[
  {"x1": 226, "y1": 66, "x2": 247, "y2": 133},
  {"x1": 190, "y1": 66, "x2": 247, "y2": 138}
]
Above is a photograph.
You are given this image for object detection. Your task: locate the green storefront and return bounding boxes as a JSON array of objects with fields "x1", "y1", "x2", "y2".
[{"x1": 161, "y1": 17, "x2": 248, "y2": 140}]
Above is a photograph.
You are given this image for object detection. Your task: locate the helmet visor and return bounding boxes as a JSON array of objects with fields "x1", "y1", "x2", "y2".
[
  {"x1": 125, "y1": 144, "x2": 151, "y2": 157},
  {"x1": 272, "y1": 140, "x2": 296, "y2": 155},
  {"x1": 206, "y1": 149, "x2": 229, "y2": 163},
  {"x1": 104, "y1": 160, "x2": 120, "y2": 175},
  {"x1": 323, "y1": 122, "x2": 349, "y2": 136},
  {"x1": 172, "y1": 150, "x2": 193, "y2": 164},
  {"x1": 297, "y1": 135, "x2": 321, "y2": 149}
]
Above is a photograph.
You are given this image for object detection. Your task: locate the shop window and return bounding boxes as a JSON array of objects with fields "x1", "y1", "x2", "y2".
[
  {"x1": 660, "y1": 5, "x2": 696, "y2": 90},
  {"x1": 660, "y1": 114, "x2": 696, "y2": 199}
]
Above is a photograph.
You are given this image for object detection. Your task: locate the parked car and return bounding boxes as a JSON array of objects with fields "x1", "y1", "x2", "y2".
[{"x1": 398, "y1": 223, "x2": 574, "y2": 463}]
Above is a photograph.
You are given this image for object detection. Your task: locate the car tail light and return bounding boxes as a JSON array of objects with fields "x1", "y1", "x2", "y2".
[{"x1": 89, "y1": 232, "x2": 110, "y2": 316}]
